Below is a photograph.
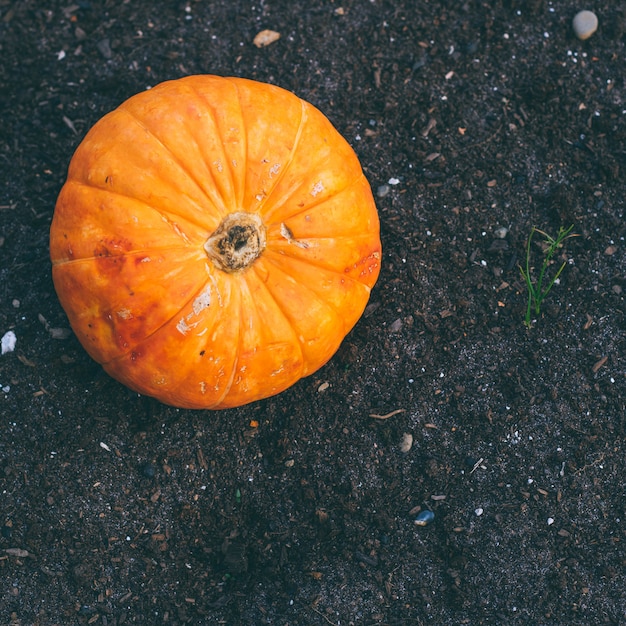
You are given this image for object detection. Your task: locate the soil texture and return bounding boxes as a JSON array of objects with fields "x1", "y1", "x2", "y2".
[{"x1": 1, "y1": 1, "x2": 625, "y2": 624}]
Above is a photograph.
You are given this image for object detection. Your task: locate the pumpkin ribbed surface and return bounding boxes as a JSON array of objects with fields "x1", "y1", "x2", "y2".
[{"x1": 50, "y1": 75, "x2": 381, "y2": 409}]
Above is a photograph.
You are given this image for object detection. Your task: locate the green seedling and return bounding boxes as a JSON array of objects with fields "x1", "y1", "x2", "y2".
[{"x1": 520, "y1": 225, "x2": 577, "y2": 328}]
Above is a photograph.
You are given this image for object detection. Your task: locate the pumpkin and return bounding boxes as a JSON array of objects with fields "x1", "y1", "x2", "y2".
[{"x1": 50, "y1": 75, "x2": 381, "y2": 409}]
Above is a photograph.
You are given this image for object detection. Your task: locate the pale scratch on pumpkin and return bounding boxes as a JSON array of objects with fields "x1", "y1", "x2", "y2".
[
  {"x1": 310, "y1": 181, "x2": 324, "y2": 197},
  {"x1": 161, "y1": 215, "x2": 191, "y2": 243},
  {"x1": 176, "y1": 318, "x2": 191, "y2": 335},
  {"x1": 192, "y1": 285, "x2": 212, "y2": 315},
  {"x1": 269, "y1": 163, "x2": 281, "y2": 177},
  {"x1": 280, "y1": 223, "x2": 309, "y2": 249},
  {"x1": 205, "y1": 269, "x2": 222, "y2": 307},
  {"x1": 116, "y1": 308, "x2": 133, "y2": 320},
  {"x1": 172, "y1": 223, "x2": 191, "y2": 243},
  {"x1": 177, "y1": 285, "x2": 212, "y2": 335}
]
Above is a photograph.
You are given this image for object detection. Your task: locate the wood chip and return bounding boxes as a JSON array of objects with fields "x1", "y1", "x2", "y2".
[
  {"x1": 49, "y1": 327, "x2": 72, "y2": 340},
  {"x1": 62, "y1": 115, "x2": 78, "y2": 135},
  {"x1": 196, "y1": 447, "x2": 208, "y2": 470},
  {"x1": 421, "y1": 118, "x2": 437, "y2": 137},
  {"x1": 5, "y1": 548, "x2": 29, "y2": 558},
  {"x1": 17, "y1": 354, "x2": 36, "y2": 367},
  {"x1": 253, "y1": 29, "x2": 280, "y2": 48},
  {"x1": 592, "y1": 356, "x2": 608, "y2": 373}
]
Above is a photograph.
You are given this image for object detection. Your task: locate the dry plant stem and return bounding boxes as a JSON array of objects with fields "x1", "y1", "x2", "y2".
[
  {"x1": 369, "y1": 408, "x2": 406, "y2": 420},
  {"x1": 204, "y1": 212, "x2": 267, "y2": 272}
]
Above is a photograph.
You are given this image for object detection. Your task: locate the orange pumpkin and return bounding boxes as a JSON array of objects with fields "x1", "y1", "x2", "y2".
[{"x1": 50, "y1": 75, "x2": 381, "y2": 409}]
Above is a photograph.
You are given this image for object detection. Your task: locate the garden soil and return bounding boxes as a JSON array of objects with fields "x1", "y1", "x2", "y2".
[{"x1": 1, "y1": 1, "x2": 625, "y2": 624}]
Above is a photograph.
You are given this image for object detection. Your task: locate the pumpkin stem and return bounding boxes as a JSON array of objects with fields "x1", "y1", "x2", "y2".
[{"x1": 203, "y1": 212, "x2": 267, "y2": 272}]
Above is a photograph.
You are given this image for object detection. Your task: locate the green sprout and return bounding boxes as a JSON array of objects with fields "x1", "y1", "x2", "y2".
[{"x1": 520, "y1": 225, "x2": 577, "y2": 328}]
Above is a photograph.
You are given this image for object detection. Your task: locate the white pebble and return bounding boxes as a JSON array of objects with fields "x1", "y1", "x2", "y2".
[
  {"x1": 400, "y1": 432, "x2": 413, "y2": 453},
  {"x1": 474, "y1": 507, "x2": 484, "y2": 517},
  {"x1": 573, "y1": 10, "x2": 598, "y2": 40},
  {"x1": 1, "y1": 330, "x2": 17, "y2": 355},
  {"x1": 494, "y1": 226, "x2": 508, "y2": 239},
  {"x1": 547, "y1": 517, "x2": 555, "y2": 525}
]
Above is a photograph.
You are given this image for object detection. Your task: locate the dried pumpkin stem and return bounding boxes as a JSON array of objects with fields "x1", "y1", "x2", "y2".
[{"x1": 203, "y1": 212, "x2": 267, "y2": 272}]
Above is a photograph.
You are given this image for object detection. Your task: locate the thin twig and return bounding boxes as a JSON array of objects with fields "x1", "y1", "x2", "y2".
[
  {"x1": 469, "y1": 457, "x2": 485, "y2": 474},
  {"x1": 311, "y1": 606, "x2": 338, "y2": 625},
  {"x1": 369, "y1": 409, "x2": 406, "y2": 420}
]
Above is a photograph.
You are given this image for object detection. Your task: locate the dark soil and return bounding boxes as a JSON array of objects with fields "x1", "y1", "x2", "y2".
[{"x1": 1, "y1": 1, "x2": 625, "y2": 624}]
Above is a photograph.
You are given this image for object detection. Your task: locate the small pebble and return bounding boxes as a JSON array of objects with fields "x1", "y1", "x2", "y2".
[
  {"x1": 573, "y1": 10, "x2": 598, "y2": 40},
  {"x1": 414, "y1": 510, "x2": 435, "y2": 526},
  {"x1": 389, "y1": 318, "x2": 403, "y2": 333},
  {"x1": 474, "y1": 507, "x2": 484, "y2": 517},
  {"x1": 1, "y1": 330, "x2": 17, "y2": 355},
  {"x1": 96, "y1": 38, "x2": 113, "y2": 59},
  {"x1": 494, "y1": 226, "x2": 509, "y2": 239},
  {"x1": 376, "y1": 184, "x2": 390, "y2": 198},
  {"x1": 399, "y1": 432, "x2": 413, "y2": 453}
]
